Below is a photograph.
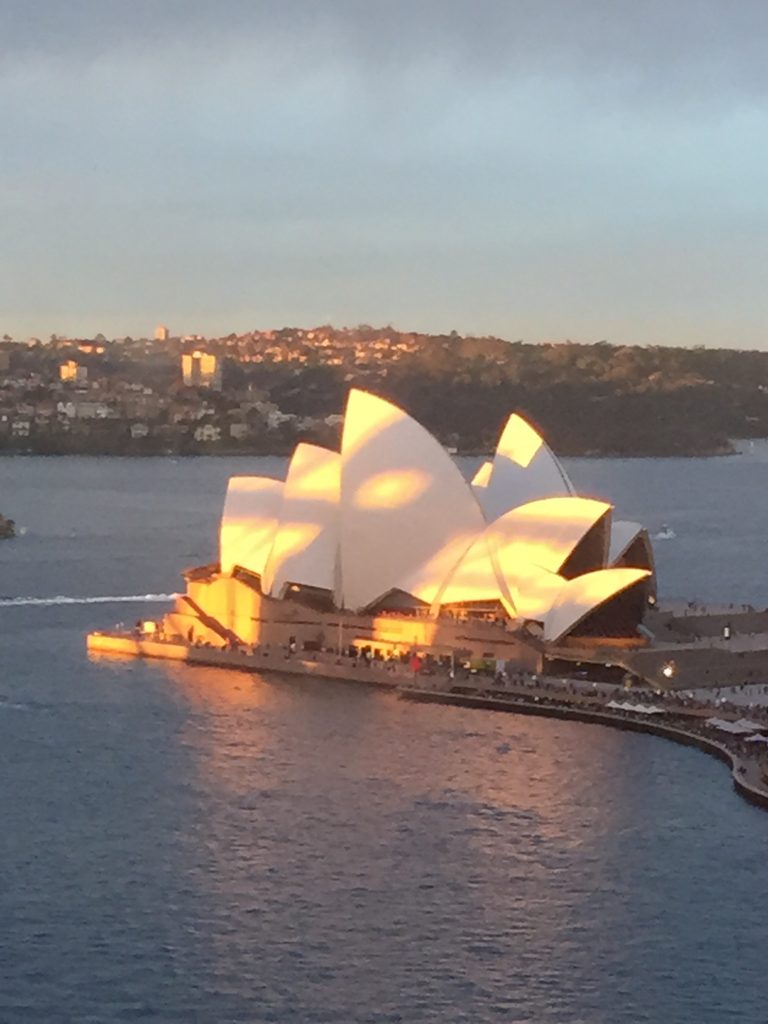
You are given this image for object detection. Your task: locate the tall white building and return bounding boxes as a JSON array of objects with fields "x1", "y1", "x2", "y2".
[{"x1": 181, "y1": 351, "x2": 221, "y2": 389}]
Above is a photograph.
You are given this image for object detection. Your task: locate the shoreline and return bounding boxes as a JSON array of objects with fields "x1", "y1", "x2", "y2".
[
  {"x1": 87, "y1": 631, "x2": 768, "y2": 813},
  {"x1": 400, "y1": 686, "x2": 768, "y2": 812},
  {"x1": 0, "y1": 443, "x2": 740, "y2": 460}
]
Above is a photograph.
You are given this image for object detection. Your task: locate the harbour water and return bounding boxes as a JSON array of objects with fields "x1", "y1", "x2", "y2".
[{"x1": 1, "y1": 451, "x2": 768, "y2": 1022}]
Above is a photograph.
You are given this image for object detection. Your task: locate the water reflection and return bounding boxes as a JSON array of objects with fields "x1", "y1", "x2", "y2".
[
  {"x1": 6, "y1": 453, "x2": 768, "y2": 1020},
  {"x1": 167, "y1": 662, "x2": 268, "y2": 710},
  {"x1": 149, "y1": 665, "x2": 758, "y2": 1021}
]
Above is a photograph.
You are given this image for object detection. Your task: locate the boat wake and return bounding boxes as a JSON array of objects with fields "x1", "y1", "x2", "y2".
[
  {"x1": 0, "y1": 698, "x2": 44, "y2": 712},
  {"x1": 0, "y1": 593, "x2": 178, "y2": 608}
]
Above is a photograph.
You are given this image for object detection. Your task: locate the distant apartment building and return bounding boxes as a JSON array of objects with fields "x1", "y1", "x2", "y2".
[
  {"x1": 57, "y1": 398, "x2": 113, "y2": 420},
  {"x1": 182, "y1": 350, "x2": 221, "y2": 389},
  {"x1": 59, "y1": 360, "x2": 88, "y2": 384},
  {"x1": 155, "y1": 324, "x2": 170, "y2": 342},
  {"x1": 193, "y1": 423, "x2": 221, "y2": 443}
]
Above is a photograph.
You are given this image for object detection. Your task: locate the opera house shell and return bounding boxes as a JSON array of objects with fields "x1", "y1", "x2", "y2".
[{"x1": 195, "y1": 388, "x2": 655, "y2": 654}]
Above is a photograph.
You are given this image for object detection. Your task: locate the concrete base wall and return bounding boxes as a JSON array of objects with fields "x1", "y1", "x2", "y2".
[
  {"x1": 161, "y1": 572, "x2": 543, "y2": 670},
  {"x1": 123, "y1": 572, "x2": 768, "y2": 691},
  {"x1": 165, "y1": 608, "x2": 226, "y2": 648}
]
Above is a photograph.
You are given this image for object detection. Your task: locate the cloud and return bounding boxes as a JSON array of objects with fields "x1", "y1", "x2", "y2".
[
  {"x1": 3, "y1": 0, "x2": 768, "y2": 106},
  {"x1": 2, "y1": 0, "x2": 768, "y2": 344}
]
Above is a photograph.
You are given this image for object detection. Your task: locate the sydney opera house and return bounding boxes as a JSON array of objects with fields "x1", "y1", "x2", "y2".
[{"x1": 156, "y1": 389, "x2": 659, "y2": 679}]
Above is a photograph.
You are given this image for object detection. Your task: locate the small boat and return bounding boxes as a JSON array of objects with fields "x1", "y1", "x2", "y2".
[
  {"x1": 0, "y1": 515, "x2": 15, "y2": 539},
  {"x1": 653, "y1": 523, "x2": 676, "y2": 540}
]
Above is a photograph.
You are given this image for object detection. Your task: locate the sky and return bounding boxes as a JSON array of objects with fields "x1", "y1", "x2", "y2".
[{"x1": 2, "y1": 0, "x2": 767, "y2": 347}]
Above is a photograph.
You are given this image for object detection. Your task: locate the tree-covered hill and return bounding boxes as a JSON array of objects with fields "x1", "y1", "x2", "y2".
[
  {"x1": 3, "y1": 327, "x2": 768, "y2": 456},
  {"x1": 217, "y1": 329, "x2": 768, "y2": 455}
]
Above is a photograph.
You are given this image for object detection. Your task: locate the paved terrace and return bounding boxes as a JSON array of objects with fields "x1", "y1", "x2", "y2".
[{"x1": 552, "y1": 605, "x2": 768, "y2": 690}]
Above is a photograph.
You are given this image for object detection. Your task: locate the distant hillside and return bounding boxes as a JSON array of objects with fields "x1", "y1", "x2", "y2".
[
  {"x1": 2, "y1": 327, "x2": 767, "y2": 456},
  {"x1": 212, "y1": 328, "x2": 766, "y2": 455}
]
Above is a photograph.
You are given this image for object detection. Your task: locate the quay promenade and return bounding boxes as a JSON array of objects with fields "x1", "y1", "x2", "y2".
[{"x1": 87, "y1": 630, "x2": 768, "y2": 812}]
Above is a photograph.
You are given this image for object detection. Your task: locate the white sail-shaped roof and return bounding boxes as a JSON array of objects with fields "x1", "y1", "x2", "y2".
[
  {"x1": 504, "y1": 563, "x2": 566, "y2": 621},
  {"x1": 262, "y1": 443, "x2": 340, "y2": 597},
  {"x1": 217, "y1": 391, "x2": 655, "y2": 635},
  {"x1": 432, "y1": 532, "x2": 515, "y2": 615},
  {"x1": 609, "y1": 521, "x2": 644, "y2": 564},
  {"x1": 487, "y1": 496, "x2": 611, "y2": 577},
  {"x1": 471, "y1": 460, "x2": 493, "y2": 492},
  {"x1": 339, "y1": 389, "x2": 486, "y2": 610},
  {"x1": 433, "y1": 496, "x2": 609, "y2": 621},
  {"x1": 479, "y1": 414, "x2": 574, "y2": 521},
  {"x1": 609, "y1": 521, "x2": 655, "y2": 569},
  {"x1": 220, "y1": 476, "x2": 283, "y2": 577},
  {"x1": 609, "y1": 521, "x2": 656, "y2": 596},
  {"x1": 543, "y1": 568, "x2": 651, "y2": 643}
]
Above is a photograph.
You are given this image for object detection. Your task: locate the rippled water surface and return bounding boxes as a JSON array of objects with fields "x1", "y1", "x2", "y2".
[{"x1": 1, "y1": 451, "x2": 768, "y2": 1023}]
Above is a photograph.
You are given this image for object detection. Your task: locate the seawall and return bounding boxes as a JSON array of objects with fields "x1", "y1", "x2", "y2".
[
  {"x1": 400, "y1": 687, "x2": 768, "y2": 812},
  {"x1": 86, "y1": 631, "x2": 401, "y2": 689},
  {"x1": 86, "y1": 631, "x2": 768, "y2": 813}
]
